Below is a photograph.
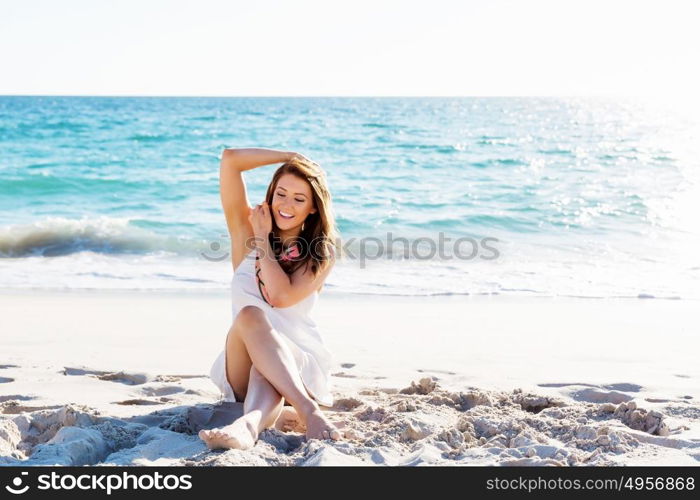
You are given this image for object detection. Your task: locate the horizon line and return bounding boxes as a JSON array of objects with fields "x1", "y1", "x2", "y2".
[{"x1": 0, "y1": 93, "x2": 650, "y2": 99}]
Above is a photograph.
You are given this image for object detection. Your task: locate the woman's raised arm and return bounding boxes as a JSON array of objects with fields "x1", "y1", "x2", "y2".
[
  {"x1": 219, "y1": 148, "x2": 293, "y2": 230},
  {"x1": 222, "y1": 148, "x2": 295, "y2": 173},
  {"x1": 220, "y1": 148, "x2": 294, "y2": 269}
]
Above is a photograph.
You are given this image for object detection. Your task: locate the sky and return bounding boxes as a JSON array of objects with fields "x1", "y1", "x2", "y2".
[{"x1": 1, "y1": 0, "x2": 699, "y2": 96}]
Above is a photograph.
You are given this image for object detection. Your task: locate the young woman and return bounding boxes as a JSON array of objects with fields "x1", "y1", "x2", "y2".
[{"x1": 199, "y1": 148, "x2": 342, "y2": 450}]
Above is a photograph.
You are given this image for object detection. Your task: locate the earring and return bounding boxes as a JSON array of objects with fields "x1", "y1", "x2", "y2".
[{"x1": 301, "y1": 222, "x2": 305, "y2": 231}]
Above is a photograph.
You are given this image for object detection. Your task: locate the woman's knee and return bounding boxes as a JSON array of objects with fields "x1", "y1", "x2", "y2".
[
  {"x1": 232, "y1": 305, "x2": 269, "y2": 338},
  {"x1": 238, "y1": 305, "x2": 266, "y2": 324}
]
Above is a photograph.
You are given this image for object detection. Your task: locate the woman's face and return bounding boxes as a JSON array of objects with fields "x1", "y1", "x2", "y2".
[{"x1": 271, "y1": 173, "x2": 316, "y2": 231}]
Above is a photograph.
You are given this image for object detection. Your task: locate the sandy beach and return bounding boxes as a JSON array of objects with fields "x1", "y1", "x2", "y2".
[{"x1": 1, "y1": 289, "x2": 698, "y2": 466}]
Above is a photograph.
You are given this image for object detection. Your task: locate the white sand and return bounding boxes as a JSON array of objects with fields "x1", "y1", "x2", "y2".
[{"x1": 1, "y1": 289, "x2": 699, "y2": 466}]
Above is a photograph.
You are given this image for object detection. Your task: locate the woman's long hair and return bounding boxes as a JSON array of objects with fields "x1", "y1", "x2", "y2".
[{"x1": 264, "y1": 156, "x2": 339, "y2": 277}]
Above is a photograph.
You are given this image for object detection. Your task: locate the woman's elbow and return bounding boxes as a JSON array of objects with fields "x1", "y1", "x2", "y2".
[
  {"x1": 268, "y1": 290, "x2": 293, "y2": 308},
  {"x1": 220, "y1": 149, "x2": 239, "y2": 170},
  {"x1": 221, "y1": 148, "x2": 234, "y2": 161}
]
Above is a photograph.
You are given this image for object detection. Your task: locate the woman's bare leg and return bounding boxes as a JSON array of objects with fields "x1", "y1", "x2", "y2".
[
  {"x1": 232, "y1": 306, "x2": 340, "y2": 441},
  {"x1": 215, "y1": 322, "x2": 303, "y2": 432},
  {"x1": 200, "y1": 305, "x2": 339, "y2": 449},
  {"x1": 199, "y1": 366, "x2": 285, "y2": 450}
]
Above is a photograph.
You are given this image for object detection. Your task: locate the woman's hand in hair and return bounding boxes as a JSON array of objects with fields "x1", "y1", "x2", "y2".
[
  {"x1": 289, "y1": 152, "x2": 319, "y2": 166},
  {"x1": 248, "y1": 201, "x2": 272, "y2": 241}
]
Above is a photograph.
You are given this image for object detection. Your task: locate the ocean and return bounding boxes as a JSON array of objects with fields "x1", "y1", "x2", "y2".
[{"x1": 1, "y1": 96, "x2": 698, "y2": 299}]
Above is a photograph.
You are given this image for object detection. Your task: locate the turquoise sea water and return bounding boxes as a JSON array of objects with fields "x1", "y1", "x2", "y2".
[{"x1": 1, "y1": 96, "x2": 698, "y2": 298}]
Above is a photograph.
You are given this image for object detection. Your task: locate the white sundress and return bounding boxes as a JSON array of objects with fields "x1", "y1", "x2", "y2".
[{"x1": 208, "y1": 249, "x2": 336, "y2": 407}]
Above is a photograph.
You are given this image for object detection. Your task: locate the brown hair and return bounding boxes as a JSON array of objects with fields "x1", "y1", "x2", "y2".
[{"x1": 264, "y1": 156, "x2": 339, "y2": 277}]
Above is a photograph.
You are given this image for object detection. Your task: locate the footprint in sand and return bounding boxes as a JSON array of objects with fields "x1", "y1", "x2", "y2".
[
  {"x1": 139, "y1": 385, "x2": 186, "y2": 397},
  {"x1": 184, "y1": 389, "x2": 207, "y2": 396},
  {"x1": 114, "y1": 399, "x2": 165, "y2": 406},
  {"x1": 332, "y1": 372, "x2": 357, "y2": 378},
  {"x1": 537, "y1": 383, "x2": 637, "y2": 404},
  {"x1": 603, "y1": 383, "x2": 642, "y2": 392},
  {"x1": 1, "y1": 402, "x2": 64, "y2": 415},
  {"x1": 0, "y1": 364, "x2": 20, "y2": 369},
  {"x1": 645, "y1": 395, "x2": 695, "y2": 403},
  {"x1": 0, "y1": 395, "x2": 34, "y2": 403},
  {"x1": 570, "y1": 388, "x2": 634, "y2": 404},
  {"x1": 63, "y1": 367, "x2": 151, "y2": 385},
  {"x1": 417, "y1": 368, "x2": 457, "y2": 375},
  {"x1": 97, "y1": 372, "x2": 152, "y2": 385},
  {"x1": 0, "y1": 377, "x2": 14, "y2": 383},
  {"x1": 340, "y1": 363, "x2": 356, "y2": 369},
  {"x1": 63, "y1": 367, "x2": 112, "y2": 377},
  {"x1": 64, "y1": 367, "x2": 206, "y2": 386}
]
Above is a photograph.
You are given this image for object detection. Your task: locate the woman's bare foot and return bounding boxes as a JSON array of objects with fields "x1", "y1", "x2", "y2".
[
  {"x1": 199, "y1": 415, "x2": 258, "y2": 450},
  {"x1": 274, "y1": 406, "x2": 306, "y2": 433},
  {"x1": 303, "y1": 408, "x2": 341, "y2": 441}
]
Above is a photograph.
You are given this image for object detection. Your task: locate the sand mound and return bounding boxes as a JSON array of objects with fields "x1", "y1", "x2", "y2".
[{"x1": 1, "y1": 379, "x2": 698, "y2": 466}]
